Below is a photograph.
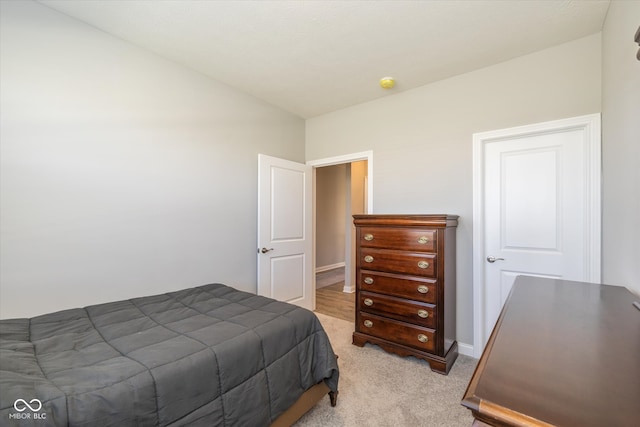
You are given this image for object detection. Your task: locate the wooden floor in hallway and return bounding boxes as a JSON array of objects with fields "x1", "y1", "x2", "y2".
[{"x1": 315, "y1": 281, "x2": 355, "y2": 323}]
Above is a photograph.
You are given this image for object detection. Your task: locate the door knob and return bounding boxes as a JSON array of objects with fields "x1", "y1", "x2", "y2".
[
  {"x1": 486, "y1": 256, "x2": 505, "y2": 263},
  {"x1": 260, "y1": 247, "x2": 274, "y2": 254}
]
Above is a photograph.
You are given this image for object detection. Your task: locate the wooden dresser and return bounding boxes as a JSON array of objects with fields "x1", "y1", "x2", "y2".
[
  {"x1": 352, "y1": 214, "x2": 458, "y2": 374},
  {"x1": 462, "y1": 276, "x2": 640, "y2": 426}
]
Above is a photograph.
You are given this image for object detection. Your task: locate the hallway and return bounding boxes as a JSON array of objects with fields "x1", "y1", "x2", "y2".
[{"x1": 315, "y1": 268, "x2": 354, "y2": 323}]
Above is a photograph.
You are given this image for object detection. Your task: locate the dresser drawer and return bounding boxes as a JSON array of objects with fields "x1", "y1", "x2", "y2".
[
  {"x1": 359, "y1": 227, "x2": 436, "y2": 252},
  {"x1": 358, "y1": 312, "x2": 436, "y2": 353},
  {"x1": 358, "y1": 271, "x2": 437, "y2": 303},
  {"x1": 359, "y1": 248, "x2": 436, "y2": 277},
  {"x1": 359, "y1": 291, "x2": 436, "y2": 328}
]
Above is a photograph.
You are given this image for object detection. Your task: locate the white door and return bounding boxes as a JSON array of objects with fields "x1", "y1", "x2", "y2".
[
  {"x1": 473, "y1": 114, "x2": 601, "y2": 357},
  {"x1": 257, "y1": 154, "x2": 313, "y2": 310}
]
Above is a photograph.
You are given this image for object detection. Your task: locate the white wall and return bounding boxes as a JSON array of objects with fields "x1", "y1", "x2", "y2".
[
  {"x1": 348, "y1": 161, "x2": 368, "y2": 289},
  {"x1": 0, "y1": 1, "x2": 305, "y2": 319},
  {"x1": 306, "y1": 34, "x2": 602, "y2": 347},
  {"x1": 315, "y1": 164, "x2": 347, "y2": 269},
  {"x1": 601, "y1": 0, "x2": 640, "y2": 297}
]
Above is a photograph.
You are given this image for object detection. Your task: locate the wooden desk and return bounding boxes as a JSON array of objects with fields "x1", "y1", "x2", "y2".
[{"x1": 461, "y1": 276, "x2": 640, "y2": 427}]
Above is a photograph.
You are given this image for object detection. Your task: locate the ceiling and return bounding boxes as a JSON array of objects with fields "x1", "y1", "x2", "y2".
[{"x1": 38, "y1": 0, "x2": 610, "y2": 119}]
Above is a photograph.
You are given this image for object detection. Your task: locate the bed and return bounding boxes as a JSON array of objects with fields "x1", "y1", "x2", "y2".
[{"x1": 0, "y1": 283, "x2": 339, "y2": 426}]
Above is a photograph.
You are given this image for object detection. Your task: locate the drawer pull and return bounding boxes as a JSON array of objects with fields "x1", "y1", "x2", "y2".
[
  {"x1": 364, "y1": 320, "x2": 373, "y2": 328},
  {"x1": 417, "y1": 334, "x2": 429, "y2": 343},
  {"x1": 364, "y1": 233, "x2": 374, "y2": 241},
  {"x1": 418, "y1": 261, "x2": 430, "y2": 269},
  {"x1": 364, "y1": 255, "x2": 374, "y2": 263},
  {"x1": 418, "y1": 236, "x2": 430, "y2": 244},
  {"x1": 364, "y1": 277, "x2": 374, "y2": 285},
  {"x1": 417, "y1": 285, "x2": 429, "y2": 294},
  {"x1": 363, "y1": 298, "x2": 373, "y2": 306},
  {"x1": 417, "y1": 309, "x2": 429, "y2": 318}
]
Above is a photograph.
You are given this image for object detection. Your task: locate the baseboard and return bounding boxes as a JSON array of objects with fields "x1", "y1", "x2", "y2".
[
  {"x1": 457, "y1": 342, "x2": 475, "y2": 358},
  {"x1": 342, "y1": 284, "x2": 355, "y2": 293},
  {"x1": 315, "y1": 262, "x2": 345, "y2": 273}
]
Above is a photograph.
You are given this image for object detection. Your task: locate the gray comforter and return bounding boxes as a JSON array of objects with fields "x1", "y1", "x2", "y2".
[{"x1": 0, "y1": 283, "x2": 339, "y2": 426}]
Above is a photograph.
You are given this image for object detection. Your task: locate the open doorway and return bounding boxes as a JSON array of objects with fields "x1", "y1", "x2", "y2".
[{"x1": 309, "y1": 152, "x2": 372, "y2": 322}]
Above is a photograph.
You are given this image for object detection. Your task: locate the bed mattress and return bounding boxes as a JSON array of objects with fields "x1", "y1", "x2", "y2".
[{"x1": 0, "y1": 283, "x2": 339, "y2": 426}]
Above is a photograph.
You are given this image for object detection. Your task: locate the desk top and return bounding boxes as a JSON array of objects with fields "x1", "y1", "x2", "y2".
[{"x1": 462, "y1": 276, "x2": 640, "y2": 427}]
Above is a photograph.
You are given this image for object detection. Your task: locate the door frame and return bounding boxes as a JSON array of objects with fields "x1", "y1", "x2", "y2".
[
  {"x1": 307, "y1": 151, "x2": 374, "y2": 293},
  {"x1": 472, "y1": 114, "x2": 601, "y2": 358}
]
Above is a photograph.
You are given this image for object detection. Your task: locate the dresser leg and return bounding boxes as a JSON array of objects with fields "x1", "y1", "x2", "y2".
[
  {"x1": 429, "y1": 360, "x2": 450, "y2": 375},
  {"x1": 352, "y1": 333, "x2": 366, "y2": 347},
  {"x1": 430, "y1": 341, "x2": 459, "y2": 375}
]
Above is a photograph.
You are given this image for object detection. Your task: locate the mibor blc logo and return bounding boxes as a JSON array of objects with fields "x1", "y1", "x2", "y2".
[{"x1": 9, "y1": 398, "x2": 47, "y2": 420}]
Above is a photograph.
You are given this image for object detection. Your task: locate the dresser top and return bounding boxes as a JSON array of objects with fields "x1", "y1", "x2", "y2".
[
  {"x1": 462, "y1": 276, "x2": 640, "y2": 427},
  {"x1": 353, "y1": 214, "x2": 458, "y2": 227}
]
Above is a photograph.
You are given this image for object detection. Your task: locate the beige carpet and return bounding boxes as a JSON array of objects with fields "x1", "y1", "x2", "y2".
[{"x1": 295, "y1": 313, "x2": 477, "y2": 426}]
